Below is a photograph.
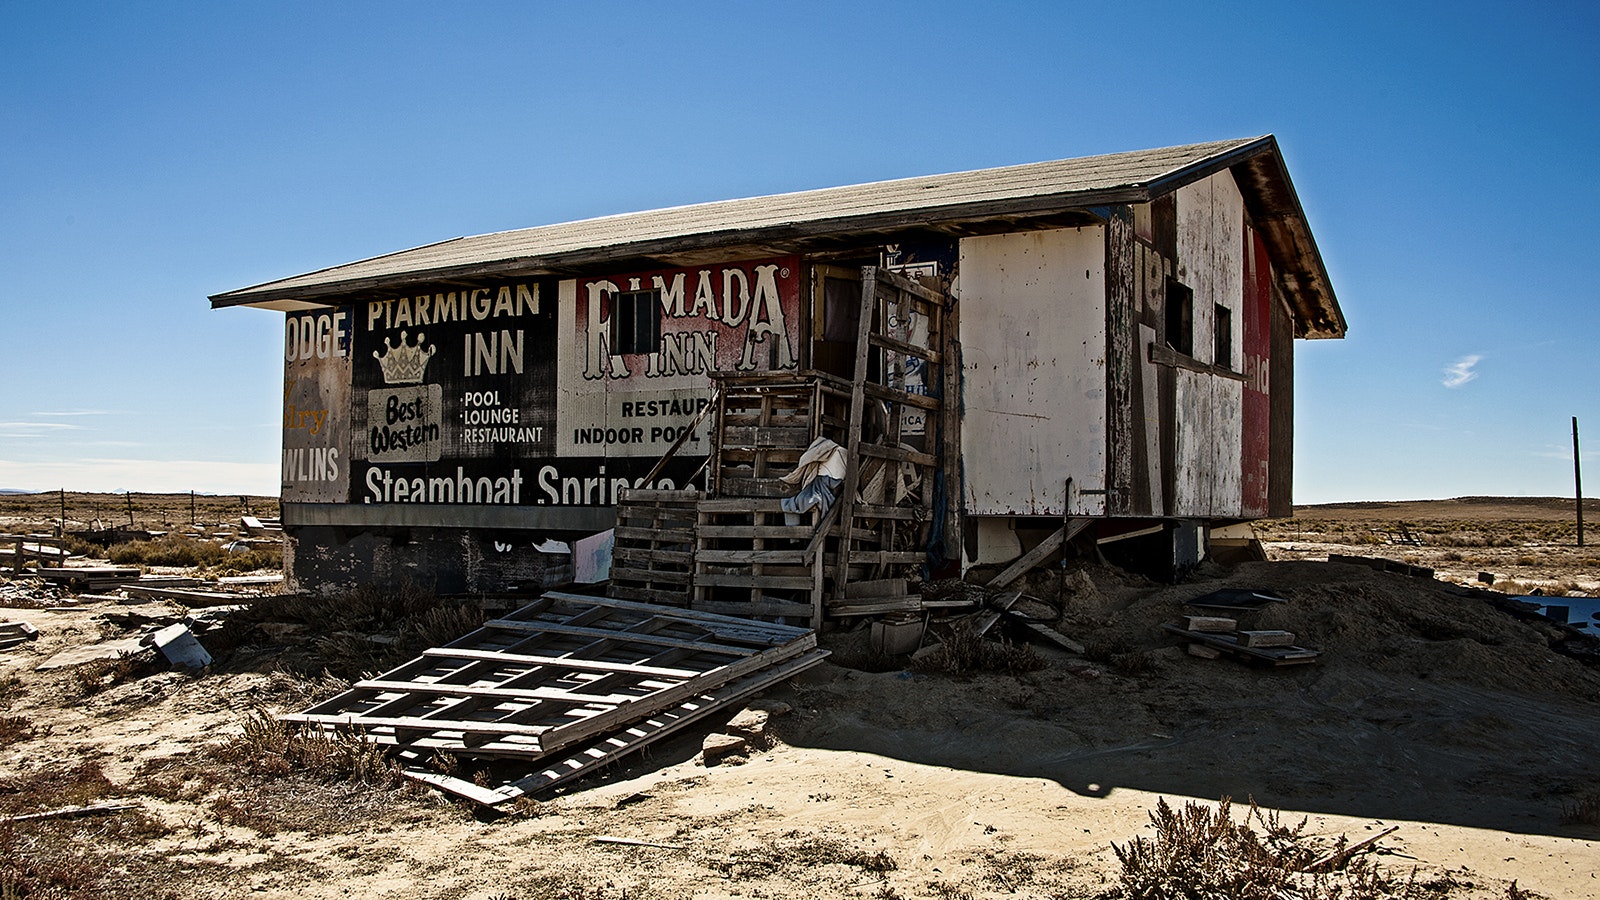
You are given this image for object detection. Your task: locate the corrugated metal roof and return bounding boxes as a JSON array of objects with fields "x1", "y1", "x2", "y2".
[{"x1": 211, "y1": 135, "x2": 1344, "y2": 337}]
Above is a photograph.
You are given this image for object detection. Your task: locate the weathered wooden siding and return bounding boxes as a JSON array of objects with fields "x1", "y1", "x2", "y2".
[
  {"x1": 1240, "y1": 226, "x2": 1273, "y2": 517},
  {"x1": 1105, "y1": 207, "x2": 1138, "y2": 515},
  {"x1": 959, "y1": 227, "x2": 1108, "y2": 517},
  {"x1": 1169, "y1": 172, "x2": 1246, "y2": 517},
  {"x1": 1269, "y1": 283, "x2": 1295, "y2": 517}
]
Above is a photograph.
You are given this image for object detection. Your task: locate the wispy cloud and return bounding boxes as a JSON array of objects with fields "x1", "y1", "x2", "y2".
[
  {"x1": 0, "y1": 421, "x2": 83, "y2": 438},
  {"x1": 31, "y1": 410, "x2": 113, "y2": 417},
  {"x1": 1442, "y1": 355, "x2": 1482, "y2": 388}
]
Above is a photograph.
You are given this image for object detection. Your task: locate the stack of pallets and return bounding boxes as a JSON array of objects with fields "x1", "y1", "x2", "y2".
[{"x1": 283, "y1": 591, "x2": 827, "y2": 805}]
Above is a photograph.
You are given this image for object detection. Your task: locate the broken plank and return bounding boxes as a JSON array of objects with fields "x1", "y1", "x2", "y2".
[
  {"x1": 593, "y1": 835, "x2": 687, "y2": 850},
  {"x1": 1183, "y1": 615, "x2": 1238, "y2": 633},
  {"x1": 1019, "y1": 622, "x2": 1085, "y2": 654},
  {"x1": 1237, "y1": 630, "x2": 1295, "y2": 647},
  {"x1": 986, "y1": 519, "x2": 1092, "y2": 590},
  {"x1": 4, "y1": 802, "x2": 140, "y2": 823}
]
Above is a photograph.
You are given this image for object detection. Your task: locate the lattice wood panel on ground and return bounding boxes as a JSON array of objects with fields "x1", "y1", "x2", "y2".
[
  {"x1": 283, "y1": 592, "x2": 821, "y2": 760},
  {"x1": 396, "y1": 647, "x2": 824, "y2": 805},
  {"x1": 609, "y1": 488, "x2": 700, "y2": 606}
]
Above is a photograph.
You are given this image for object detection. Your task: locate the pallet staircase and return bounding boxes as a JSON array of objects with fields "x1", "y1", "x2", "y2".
[{"x1": 611, "y1": 266, "x2": 952, "y2": 627}]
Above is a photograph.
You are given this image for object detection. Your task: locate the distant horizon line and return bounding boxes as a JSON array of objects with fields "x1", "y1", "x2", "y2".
[{"x1": 2, "y1": 487, "x2": 1593, "y2": 506}]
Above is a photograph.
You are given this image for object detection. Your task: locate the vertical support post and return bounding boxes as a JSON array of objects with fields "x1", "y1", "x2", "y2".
[
  {"x1": 190, "y1": 490, "x2": 196, "y2": 526},
  {"x1": 58, "y1": 488, "x2": 66, "y2": 538},
  {"x1": 1574, "y1": 416, "x2": 1584, "y2": 548},
  {"x1": 125, "y1": 492, "x2": 134, "y2": 527}
]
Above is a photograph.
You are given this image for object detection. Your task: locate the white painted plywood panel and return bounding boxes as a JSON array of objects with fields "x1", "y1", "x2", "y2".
[{"x1": 959, "y1": 227, "x2": 1107, "y2": 516}]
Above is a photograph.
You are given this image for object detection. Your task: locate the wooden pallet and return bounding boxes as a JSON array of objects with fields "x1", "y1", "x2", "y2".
[
  {"x1": 691, "y1": 497, "x2": 829, "y2": 624},
  {"x1": 285, "y1": 592, "x2": 821, "y2": 760},
  {"x1": 610, "y1": 489, "x2": 701, "y2": 607}
]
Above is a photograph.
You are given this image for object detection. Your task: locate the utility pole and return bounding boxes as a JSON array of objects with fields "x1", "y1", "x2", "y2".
[
  {"x1": 58, "y1": 488, "x2": 66, "y2": 537},
  {"x1": 1575, "y1": 417, "x2": 1585, "y2": 548},
  {"x1": 125, "y1": 492, "x2": 134, "y2": 528}
]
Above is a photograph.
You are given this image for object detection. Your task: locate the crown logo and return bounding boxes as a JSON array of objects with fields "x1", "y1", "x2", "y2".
[{"x1": 373, "y1": 331, "x2": 435, "y2": 384}]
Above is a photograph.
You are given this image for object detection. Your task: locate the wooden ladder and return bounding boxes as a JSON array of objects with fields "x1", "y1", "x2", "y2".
[{"x1": 829, "y1": 267, "x2": 948, "y2": 616}]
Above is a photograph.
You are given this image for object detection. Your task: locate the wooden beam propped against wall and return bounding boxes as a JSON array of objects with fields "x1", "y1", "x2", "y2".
[{"x1": 984, "y1": 518, "x2": 1093, "y2": 591}]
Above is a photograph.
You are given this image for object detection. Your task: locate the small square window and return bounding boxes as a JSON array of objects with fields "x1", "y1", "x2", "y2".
[
  {"x1": 611, "y1": 290, "x2": 662, "y2": 355},
  {"x1": 1213, "y1": 304, "x2": 1232, "y2": 370},
  {"x1": 1165, "y1": 280, "x2": 1194, "y2": 357}
]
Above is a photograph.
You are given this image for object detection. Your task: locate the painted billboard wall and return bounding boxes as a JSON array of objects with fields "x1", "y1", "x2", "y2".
[{"x1": 281, "y1": 255, "x2": 801, "y2": 514}]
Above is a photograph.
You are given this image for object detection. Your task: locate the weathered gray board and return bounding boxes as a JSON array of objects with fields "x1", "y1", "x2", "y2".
[{"x1": 284, "y1": 592, "x2": 822, "y2": 763}]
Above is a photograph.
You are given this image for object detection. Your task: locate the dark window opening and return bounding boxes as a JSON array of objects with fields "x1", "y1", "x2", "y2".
[
  {"x1": 611, "y1": 290, "x2": 662, "y2": 355},
  {"x1": 1213, "y1": 304, "x2": 1232, "y2": 370},
  {"x1": 1165, "y1": 280, "x2": 1193, "y2": 357}
]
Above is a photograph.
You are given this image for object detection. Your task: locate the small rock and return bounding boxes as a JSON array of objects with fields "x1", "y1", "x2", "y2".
[
  {"x1": 725, "y1": 708, "x2": 770, "y2": 742},
  {"x1": 701, "y1": 732, "x2": 747, "y2": 765},
  {"x1": 258, "y1": 622, "x2": 309, "y2": 641},
  {"x1": 747, "y1": 699, "x2": 792, "y2": 717}
]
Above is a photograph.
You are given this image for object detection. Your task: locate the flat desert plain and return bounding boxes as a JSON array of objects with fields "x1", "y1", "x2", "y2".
[{"x1": 0, "y1": 495, "x2": 1597, "y2": 899}]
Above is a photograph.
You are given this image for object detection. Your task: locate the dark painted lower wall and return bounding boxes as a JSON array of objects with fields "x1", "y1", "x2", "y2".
[{"x1": 285, "y1": 526, "x2": 574, "y2": 595}]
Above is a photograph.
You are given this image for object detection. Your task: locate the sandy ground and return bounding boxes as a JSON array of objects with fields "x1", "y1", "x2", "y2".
[{"x1": 1, "y1": 497, "x2": 1598, "y2": 898}]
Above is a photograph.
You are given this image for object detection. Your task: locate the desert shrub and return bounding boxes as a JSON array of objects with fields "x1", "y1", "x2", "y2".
[
  {"x1": 713, "y1": 830, "x2": 896, "y2": 879},
  {"x1": 212, "y1": 546, "x2": 281, "y2": 574},
  {"x1": 1561, "y1": 791, "x2": 1600, "y2": 826},
  {"x1": 0, "y1": 715, "x2": 34, "y2": 747},
  {"x1": 220, "y1": 709, "x2": 396, "y2": 786},
  {"x1": 107, "y1": 534, "x2": 280, "y2": 573},
  {"x1": 1113, "y1": 797, "x2": 1435, "y2": 900},
  {"x1": 211, "y1": 580, "x2": 476, "y2": 677},
  {"x1": 72, "y1": 651, "x2": 155, "y2": 697},
  {"x1": 911, "y1": 625, "x2": 1044, "y2": 675},
  {"x1": 57, "y1": 535, "x2": 104, "y2": 558},
  {"x1": 109, "y1": 534, "x2": 228, "y2": 568}
]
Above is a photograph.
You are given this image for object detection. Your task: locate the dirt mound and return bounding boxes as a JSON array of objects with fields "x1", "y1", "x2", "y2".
[{"x1": 1059, "y1": 559, "x2": 1600, "y2": 702}]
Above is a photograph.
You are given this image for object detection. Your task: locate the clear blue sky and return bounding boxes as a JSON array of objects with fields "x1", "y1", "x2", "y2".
[{"x1": 2, "y1": 1, "x2": 1596, "y2": 503}]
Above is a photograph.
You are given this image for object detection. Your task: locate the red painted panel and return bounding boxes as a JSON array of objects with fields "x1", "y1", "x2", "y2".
[{"x1": 1241, "y1": 227, "x2": 1272, "y2": 516}]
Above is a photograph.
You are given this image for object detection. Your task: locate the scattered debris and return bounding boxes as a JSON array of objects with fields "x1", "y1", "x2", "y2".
[
  {"x1": 34, "y1": 566, "x2": 141, "y2": 593},
  {"x1": 869, "y1": 612, "x2": 923, "y2": 655},
  {"x1": 1183, "y1": 588, "x2": 1288, "y2": 612},
  {"x1": 1181, "y1": 615, "x2": 1237, "y2": 633},
  {"x1": 36, "y1": 636, "x2": 148, "y2": 671},
  {"x1": 593, "y1": 835, "x2": 687, "y2": 850},
  {"x1": 1304, "y1": 824, "x2": 1401, "y2": 873},
  {"x1": 0, "y1": 620, "x2": 39, "y2": 651},
  {"x1": 1328, "y1": 554, "x2": 1434, "y2": 579},
  {"x1": 2, "y1": 801, "x2": 142, "y2": 824},
  {"x1": 123, "y1": 583, "x2": 247, "y2": 606},
  {"x1": 1163, "y1": 624, "x2": 1320, "y2": 666},
  {"x1": 145, "y1": 623, "x2": 213, "y2": 669}
]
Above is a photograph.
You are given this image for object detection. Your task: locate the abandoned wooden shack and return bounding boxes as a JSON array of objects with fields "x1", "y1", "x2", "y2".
[{"x1": 211, "y1": 135, "x2": 1345, "y2": 624}]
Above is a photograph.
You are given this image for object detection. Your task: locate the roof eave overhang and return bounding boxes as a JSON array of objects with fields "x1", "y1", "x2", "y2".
[
  {"x1": 207, "y1": 187, "x2": 1150, "y2": 310},
  {"x1": 211, "y1": 135, "x2": 1345, "y2": 340}
]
